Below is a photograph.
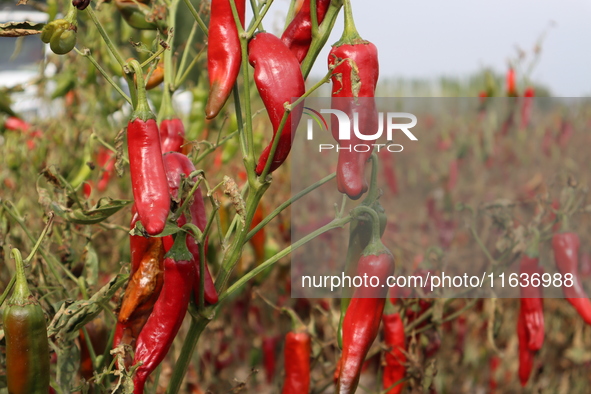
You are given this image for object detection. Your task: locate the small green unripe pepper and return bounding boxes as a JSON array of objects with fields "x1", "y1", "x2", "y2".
[
  {"x1": 41, "y1": 4, "x2": 77, "y2": 55},
  {"x1": 2, "y1": 248, "x2": 51, "y2": 394}
]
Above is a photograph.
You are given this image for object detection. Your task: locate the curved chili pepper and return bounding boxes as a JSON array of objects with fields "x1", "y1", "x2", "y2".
[
  {"x1": 519, "y1": 253, "x2": 544, "y2": 351},
  {"x1": 127, "y1": 65, "x2": 170, "y2": 235},
  {"x1": 205, "y1": 0, "x2": 246, "y2": 119},
  {"x1": 3, "y1": 249, "x2": 50, "y2": 394},
  {"x1": 113, "y1": 237, "x2": 166, "y2": 368},
  {"x1": 328, "y1": 4, "x2": 379, "y2": 200},
  {"x1": 281, "y1": 0, "x2": 331, "y2": 63},
  {"x1": 160, "y1": 118, "x2": 185, "y2": 154},
  {"x1": 382, "y1": 312, "x2": 406, "y2": 394},
  {"x1": 248, "y1": 32, "x2": 305, "y2": 175},
  {"x1": 162, "y1": 152, "x2": 218, "y2": 305},
  {"x1": 337, "y1": 231, "x2": 394, "y2": 393},
  {"x1": 517, "y1": 310, "x2": 535, "y2": 386},
  {"x1": 132, "y1": 256, "x2": 195, "y2": 393},
  {"x1": 552, "y1": 232, "x2": 591, "y2": 325},
  {"x1": 281, "y1": 331, "x2": 311, "y2": 394},
  {"x1": 145, "y1": 62, "x2": 164, "y2": 90}
]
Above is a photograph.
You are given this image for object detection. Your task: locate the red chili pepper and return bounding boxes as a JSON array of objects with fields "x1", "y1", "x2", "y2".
[
  {"x1": 379, "y1": 149, "x2": 398, "y2": 196},
  {"x1": 382, "y1": 313, "x2": 406, "y2": 394},
  {"x1": 281, "y1": 331, "x2": 311, "y2": 393},
  {"x1": 127, "y1": 63, "x2": 170, "y2": 235},
  {"x1": 337, "y1": 219, "x2": 394, "y2": 393},
  {"x1": 132, "y1": 256, "x2": 195, "y2": 393},
  {"x1": 519, "y1": 253, "x2": 544, "y2": 351},
  {"x1": 262, "y1": 335, "x2": 279, "y2": 384},
  {"x1": 162, "y1": 152, "x2": 218, "y2": 305},
  {"x1": 506, "y1": 67, "x2": 517, "y2": 97},
  {"x1": 159, "y1": 118, "x2": 185, "y2": 154},
  {"x1": 4, "y1": 116, "x2": 31, "y2": 132},
  {"x1": 520, "y1": 87, "x2": 534, "y2": 128},
  {"x1": 249, "y1": 202, "x2": 266, "y2": 263},
  {"x1": 552, "y1": 232, "x2": 591, "y2": 325},
  {"x1": 281, "y1": 0, "x2": 331, "y2": 63},
  {"x1": 96, "y1": 147, "x2": 116, "y2": 192},
  {"x1": 129, "y1": 204, "x2": 152, "y2": 274},
  {"x1": 517, "y1": 310, "x2": 535, "y2": 386},
  {"x1": 328, "y1": 3, "x2": 379, "y2": 200},
  {"x1": 248, "y1": 32, "x2": 305, "y2": 175},
  {"x1": 205, "y1": 0, "x2": 246, "y2": 119}
]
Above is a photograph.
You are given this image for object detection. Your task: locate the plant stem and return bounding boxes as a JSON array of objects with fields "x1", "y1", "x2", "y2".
[
  {"x1": 85, "y1": 6, "x2": 126, "y2": 67},
  {"x1": 246, "y1": 0, "x2": 274, "y2": 37},
  {"x1": 175, "y1": 22, "x2": 198, "y2": 86},
  {"x1": 181, "y1": 0, "x2": 208, "y2": 35},
  {"x1": 221, "y1": 214, "x2": 352, "y2": 302},
  {"x1": 76, "y1": 48, "x2": 132, "y2": 104},
  {"x1": 300, "y1": 0, "x2": 342, "y2": 79},
  {"x1": 246, "y1": 172, "x2": 335, "y2": 242}
]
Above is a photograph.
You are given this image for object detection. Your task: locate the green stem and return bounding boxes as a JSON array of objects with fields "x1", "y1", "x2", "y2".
[
  {"x1": 85, "y1": 6, "x2": 126, "y2": 67},
  {"x1": 338, "y1": 0, "x2": 361, "y2": 43},
  {"x1": 245, "y1": 172, "x2": 336, "y2": 243},
  {"x1": 174, "y1": 46, "x2": 205, "y2": 87},
  {"x1": 74, "y1": 48, "x2": 132, "y2": 104},
  {"x1": 127, "y1": 60, "x2": 154, "y2": 120},
  {"x1": 165, "y1": 315, "x2": 209, "y2": 394},
  {"x1": 181, "y1": 0, "x2": 208, "y2": 35},
  {"x1": 0, "y1": 277, "x2": 16, "y2": 308},
  {"x1": 351, "y1": 205, "x2": 380, "y2": 245},
  {"x1": 364, "y1": 153, "x2": 380, "y2": 204},
  {"x1": 310, "y1": 0, "x2": 318, "y2": 36},
  {"x1": 174, "y1": 22, "x2": 198, "y2": 87},
  {"x1": 220, "y1": 214, "x2": 352, "y2": 302},
  {"x1": 246, "y1": 0, "x2": 274, "y2": 37},
  {"x1": 300, "y1": 0, "x2": 342, "y2": 79}
]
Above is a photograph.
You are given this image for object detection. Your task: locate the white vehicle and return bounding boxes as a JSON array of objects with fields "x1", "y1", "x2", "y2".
[{"x1": 0, "y1": 4, "x2": 51, "y2": 120}]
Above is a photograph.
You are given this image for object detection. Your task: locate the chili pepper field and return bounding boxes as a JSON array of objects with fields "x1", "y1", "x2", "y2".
[{"x1": 1, "y1": 0, "x2": 591, "y2": 393}]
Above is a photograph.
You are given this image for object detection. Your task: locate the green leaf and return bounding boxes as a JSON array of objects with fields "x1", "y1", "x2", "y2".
[
  {"x1": 164, "y1": 231, "x2": 192, "y2": 261},
  {"x1": 47, "y1": 275, "x2": 128, "y2": 342},
  {"x1": 0, "y1": 21, "x2": 45, "y2": 37},
  {"x1": 57, "y1": 339, "x2": 80, "y2": 392},
  {"x1": 129, "y1": 219, "x2": 182, "y2": 237},
  {"x1": 57, "y1": 198, "x2": 132, "y2": 225}
]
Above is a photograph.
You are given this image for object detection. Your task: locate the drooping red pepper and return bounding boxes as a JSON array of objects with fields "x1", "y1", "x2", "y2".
[
  {"x1": 336, "y1": 209, "x2": 394, "y2": 393},
  {"x1": 248, "y1": 32, "x2": 306, "y2": 175},
  {"x1": 127, "y1": 61, "x2": 170, "y2": 235},
  {"x1": 328, "y1": 1, "x2": 379, "y2": 200},
  {"x1": 162, "y1": 152, "x2": 218, "y2": 305},
  {"x1": 112, "y1": 236, "x2": 166, "y2": 368},
  {"x1": 160, "y1": 118, "x2": 185, "y2": 154},
  {"x1": 281, "y1": 0, "x2": 331, "y2": 63},
  {"x1": 552, "y1": 232, "x2": 591, "y2": 325},
  {"x1": 519, "y1": 251, "x2": 544, "y2": 351},
  {"x1": 520, "y1": 87, "x2": 534, "y2": 129},
  {"x1": 132, "y1": 254, "x2": 195, "y2": 393},
  {"x1": 281, "y1": 331, "x2": 311, "y2": 394},
  {"x1": 517, "y1": 310, "x2": 535, "y2": 386},
  {"x1": 205, "y1": 0, "x2": 246, "y2": 119},
  {"x1": 382, "y1": 312, "x2": 406, "y2": 394}
]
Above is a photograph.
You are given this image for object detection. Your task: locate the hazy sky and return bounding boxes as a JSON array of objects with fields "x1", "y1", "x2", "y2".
[{"x1": 270, "y1": 0, "x2": 591, "y2": 96}]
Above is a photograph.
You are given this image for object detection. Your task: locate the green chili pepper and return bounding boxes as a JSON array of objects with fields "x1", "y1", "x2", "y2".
[{"x1": 2, "y1": 248, "x2": 51, "y2": 394}]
